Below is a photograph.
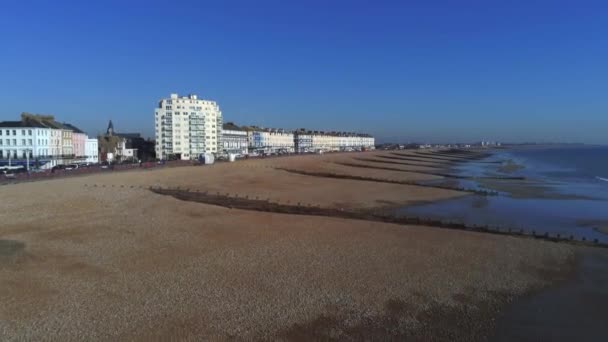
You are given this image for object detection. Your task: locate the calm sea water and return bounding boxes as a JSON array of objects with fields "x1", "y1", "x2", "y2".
[{"x1": 398, "y1": 146, "x2": 608, "y2": 243}]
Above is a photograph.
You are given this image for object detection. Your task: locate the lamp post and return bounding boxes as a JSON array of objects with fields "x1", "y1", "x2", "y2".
[{"x1": 26, "y1": 149, "x2": 31, "y2": 172}]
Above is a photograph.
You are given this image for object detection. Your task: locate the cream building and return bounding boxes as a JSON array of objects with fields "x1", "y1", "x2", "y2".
[
  {"x1": 155, "y1": 93, "x2": 223, "y2": 160},
  {"x1": 248, "y1": 128, "x2": 294, "y2": 154},
  {"x1": 309, "y1": 131, "x2": 375, "y2": 152}
]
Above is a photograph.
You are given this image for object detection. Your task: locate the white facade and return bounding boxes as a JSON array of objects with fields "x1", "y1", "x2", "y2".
[
  {"x1": 221, "y1": 129, "x2": 249, "y2": 155},
  {"x1": 0, "y1": 127, "x2": 36, "y2": 160},
  {"x1": 114, "y1": 138, "x2": 136, "y2": 160},
  {"x1": 310, "y1": 133, "x2": 374, "y2": 152},
  {"x1": 248, "y1": 130, "x2": 295, "y2": 154},
  {"x1": 1, "y1": 116, "x2": 96, "y2": 169},
  {"x1": 48, "y1": 128, "x2": 62, "y2": 157},
  {"x1": 245, "y1": 128, "x2": 374, "y2": 154},
  {"x1": 0, "y1": 126, "x2": 65, "y2": 160},
  {"x1": 122, "y1": 148, "x2": 137, "y2": 159},
  {"x1": 294, "y1": 132, "x2": 313, "y2": 153},
  {"x1": 35, "y1": 127, "x2": 63, "y2": 158},
  {"x1": 85, "y1": 138, "x2": 99, "y2": 163},
  {"x1": 155, "y1": 93, "x2": 223, "y2": 160}
]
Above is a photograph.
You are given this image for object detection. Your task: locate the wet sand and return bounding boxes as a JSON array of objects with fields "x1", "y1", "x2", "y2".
[
  {"x1": 477, "y1": 178, "x2": 597, "y2": 200},
  {"x1": 493, "y1": 247, "x2": 608, "y2": 342},
  {"x1": 578, "y1": 220, "x2": 608, "y2": 235},
  {"x1": 0, "y1": 150, "x2": 580, "y2": 340}
]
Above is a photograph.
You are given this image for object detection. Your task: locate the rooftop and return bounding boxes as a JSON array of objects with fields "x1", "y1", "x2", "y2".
[
  {"x1": 115, "y1": 133, "x2": 142, "y2": 139},
  {"x1": 61, "y1": 123, "x2": 86, "y2": 134},
  {"x1": 0, "y1": 114, "x2": 88, "y2": 134},
  {"x1": 222, "y1": 122, "x2": 245, "y2": 131}
]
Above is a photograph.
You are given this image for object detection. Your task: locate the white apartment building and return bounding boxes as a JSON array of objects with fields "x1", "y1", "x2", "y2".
[
  {"x1": 155, "y1": 93, "x2": 223, "y2": 160},
  {"x1": 85, "y1": 138, "x2": 99, "y2": 163},
  {"x1": 248, "y1": 129, "x2": 295, "y2": 154}
]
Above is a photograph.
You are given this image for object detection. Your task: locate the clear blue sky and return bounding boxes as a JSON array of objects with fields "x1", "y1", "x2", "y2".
[{"x1": 1, "y1": 0, "x2": 607, "y2": 143}]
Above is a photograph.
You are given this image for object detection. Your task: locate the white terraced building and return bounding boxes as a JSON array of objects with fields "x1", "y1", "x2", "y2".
[
  {"x1": 155, "y1": 93, "x2": 223, "y2": 160},
  {"x1": 221, "y1": 123, "x2": 249, "y2": 155},
  {"x1": 296, "y1": 130, "x2": 375, "y2": 152},
  {"x1": 248, "y1": 129, "x2": 295, "y2": 154},
  {"x1": 0, "y1": 115, "x2": 82, "y2": 167}
]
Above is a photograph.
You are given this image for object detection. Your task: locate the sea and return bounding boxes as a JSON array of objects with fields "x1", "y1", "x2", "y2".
[{"x1": 398, "y1": 145, "x2": 608, "y2": 244}]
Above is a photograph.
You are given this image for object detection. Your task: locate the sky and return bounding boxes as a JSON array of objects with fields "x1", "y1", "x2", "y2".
[{"x1": 0, "y1": 0, "x2": 607, "y2": 144}]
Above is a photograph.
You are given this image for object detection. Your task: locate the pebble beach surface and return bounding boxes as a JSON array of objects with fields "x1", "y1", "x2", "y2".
[{"x1": 0, "y1": 150, "x2": 576, "y2": 340}]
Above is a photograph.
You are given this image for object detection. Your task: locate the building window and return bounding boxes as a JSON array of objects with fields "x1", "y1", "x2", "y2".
[
  {"x1": 28, "y1": 130, "x2": 32, "y2": 136},
  {"x1": 28, "y1": 139, "x2": 32, "y2": 145},
  {"x1": 12, "y1": 130, "x2": 16, "y2": 135}
]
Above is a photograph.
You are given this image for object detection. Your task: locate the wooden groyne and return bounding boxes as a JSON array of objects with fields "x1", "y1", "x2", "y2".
[{"x1": 148, "y1": 187, "x2": 608, "y2": 249}]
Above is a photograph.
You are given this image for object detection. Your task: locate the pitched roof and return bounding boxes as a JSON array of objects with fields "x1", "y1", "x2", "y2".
[
  {"x1": 38, "y1": 120, "x2": 64, "y2": 129},
  {"x1": 0, "y1": 120, "x2": 48, "y2": 128},
  {"x1": 222, "y1": 122, "x2": 245, "y2": 131},
  {"x1": 61, "y1": 123, "x2": 86, "y2": 134},
  {"x1": 0, "y1": 121, "x2": 25, "y2": 128},
  {"x1": 115, "y1": 133, "x2": 141, "y2": 139}
]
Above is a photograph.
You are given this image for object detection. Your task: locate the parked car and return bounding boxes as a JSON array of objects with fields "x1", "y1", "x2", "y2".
[
  {"x1": 3, "y1": 171, "x2": 17, "y2": 179},
  {"x1": 51, "y1": 165, "x2": 66, "y2": 173},
  {"x1": 1, "y1": 166, "x2": 26, "y2": 172}
]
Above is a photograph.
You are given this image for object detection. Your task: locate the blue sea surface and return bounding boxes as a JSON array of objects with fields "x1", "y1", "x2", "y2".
[{"x1": 398, "y1": 146, "x2": 608, "y2": 243}]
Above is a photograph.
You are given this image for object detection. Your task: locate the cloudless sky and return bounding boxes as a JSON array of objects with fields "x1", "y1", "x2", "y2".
[{"x1": 1, "y1": 0, "x2": 607, "y2": 143}]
